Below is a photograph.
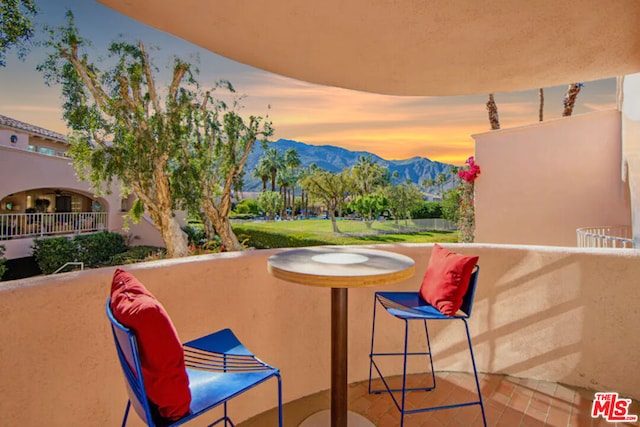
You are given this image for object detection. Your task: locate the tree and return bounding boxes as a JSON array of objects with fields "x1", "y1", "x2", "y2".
[
  {"x1": 284, "y1": 148, "x2": 301, "y2": 218},
  {"x1": 562, "y1": 83, "x2": 584, "y2": 117},
  {"x1": 384, "y1": 183, "x2": 423, "y2": 226},
  {"x1": 252, "y1": 157, "x2": 270, "y2": 191},
  {"x1": 262, "y1": 147, "x2": 285, "y2": 192},
  {"x1": 0, "y1": 0, "x2": 37, "y2": 66},
  {"x1": 257, "y1": 191, "x2": 282, "y2": 220},
  {"x1": 39, "y1": 12, "x2": 271, "y2": 255},
  {"x1": 178, "y1": 107, "x2": 273, "y2": 251},
  {"x1": 276, "y1": 168, "x2": 293, "y2": 218},
  {"x1": 348, "y1": 193, "x2": 389, "y2": 228},
  {"x1": 538, "y1": 88, "x2": 544, "y2": 121},
  {"x1": 486, "y1": 93, "x2": 500, "y2": 130},
  {"x1": 350, "y1": 155, "x2": 389, "y2": 196},
  {"x1": 38, "y1": 13, "x2": 193, "y2": 257},
  {"x1": 441, "y1": 189, "x2": 461, "y2": 224},
  {"x1": 435, "y1": 172, "x2": 447, "y2": 195},
  {"x1": 300, "y1": 169, "x2": 351, "y2": 233}
]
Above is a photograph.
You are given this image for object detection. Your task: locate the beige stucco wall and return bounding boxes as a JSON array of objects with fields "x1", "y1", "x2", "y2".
[
  {"x1": 622, "y1": 73, "x2": 640, "y2": 247},
  {"x1": 0, "y1": 146, "x2": 170, "y2": 258},
  {"x1": 474, "y1": 110, "x2": 631, "y2": 246},
  {"x1": 0, "y1": 243, "x2": 638, "y2": 426}
]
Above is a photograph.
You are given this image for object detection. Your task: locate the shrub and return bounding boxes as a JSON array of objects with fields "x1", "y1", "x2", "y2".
[
  {"x1": 182, "y1": 225, "x2": 206, "y2": 246},
  {"x1": 75, "y1": 231, "x2": 127, "y2": 268},
  {"x1": 0, "y1": 245, "x2": 6, "y2": 281},
  {"x1": 229, "y1": 213, "x2": 254, "y2": 220},
  {"x1": 33, "y1": 232, "x2": 127, "y2": 274},
  {"x1": 32, "y1": 237, "x2": 77, "y2": 275},
  {"x1": 235, "y1": 199, "x2": 260, "y2": 215},
  {"x1": 411, "y1": 201, "x2": 443, "y2": 219},
  {"x1": 232, "y1": 226, "x2": 326, "y2": 249},
  {"x1": 108, "y1": 246, "x2": 166, "y2": 265}
]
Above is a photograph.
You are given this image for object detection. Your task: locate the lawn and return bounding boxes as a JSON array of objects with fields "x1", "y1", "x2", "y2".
[{"x1": 231, "y1": 218, "x2": 458, "y2": 248}]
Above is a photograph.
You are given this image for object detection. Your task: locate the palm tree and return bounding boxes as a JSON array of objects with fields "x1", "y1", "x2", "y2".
[
  {"x1": 435, "y1": 173, "x2": 447, "y2": 195},
  {"x1": 284, "y1": 148, "x2": 301, "y2": 217},
  {"x1": 262, "y1": 148, "x2": 285, "y2": 192},
  {"x1": 252, "y1": 158, "x2": 270, "y2": 191},
  {"x1": 562, "y1": 83, "x2": 583, "y2": 117},
  {"x1": 351, "y1": 155, "x2": 388, "y2": 196},
  {"x1": 486, "y1": 93, "x2": 500, "y2": 130}
]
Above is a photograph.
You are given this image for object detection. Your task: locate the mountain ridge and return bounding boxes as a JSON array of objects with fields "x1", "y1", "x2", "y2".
[{"x1": 243, "y1": 139, "x2": 457, "y2": 192}]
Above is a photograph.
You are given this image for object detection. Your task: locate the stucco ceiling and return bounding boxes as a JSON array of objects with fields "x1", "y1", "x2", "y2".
[{"x1": 97, "y1": 0, "x2": 640, "y2": 96}]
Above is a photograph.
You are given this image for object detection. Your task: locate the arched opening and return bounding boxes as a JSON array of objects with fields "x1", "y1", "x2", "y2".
[{"x1": 0, "y1": 187, "x2": 108, "y2": 240}]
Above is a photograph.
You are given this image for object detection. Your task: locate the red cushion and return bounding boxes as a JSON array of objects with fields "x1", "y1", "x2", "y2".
[
  {"x1": 419, "y1": 244, "x2": 479, "y2": 316},
  {"x1": 110, "y1": 268, "x2": 191, "y2": 421}
]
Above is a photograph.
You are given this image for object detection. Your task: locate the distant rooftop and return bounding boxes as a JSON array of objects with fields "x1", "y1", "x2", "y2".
[{"x1": 0, "y1": 114, "x2": 67, "y2": 143}]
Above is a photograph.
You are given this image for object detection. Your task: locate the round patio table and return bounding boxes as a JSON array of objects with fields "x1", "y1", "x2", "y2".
[{"x1": 267, "y1": 246, "x2": 415, "y2": 427}]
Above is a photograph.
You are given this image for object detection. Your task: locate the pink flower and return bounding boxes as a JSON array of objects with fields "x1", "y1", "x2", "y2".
[{"x1": 458, "y1": 156, "x2": 481, "y2": 182}]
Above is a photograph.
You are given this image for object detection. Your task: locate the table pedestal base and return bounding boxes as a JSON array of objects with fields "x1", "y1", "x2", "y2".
[{"x1": 299, "y1": 410, "x2": 375, "y2": 427}]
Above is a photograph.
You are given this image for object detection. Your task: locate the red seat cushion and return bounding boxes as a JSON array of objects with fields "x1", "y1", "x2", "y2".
[
  {"x1": 419, "y1": 244, "x2": 479, "y2": 316},
  {"x1": 110, "y1": 268, "x2": 191, "y2": 421}
]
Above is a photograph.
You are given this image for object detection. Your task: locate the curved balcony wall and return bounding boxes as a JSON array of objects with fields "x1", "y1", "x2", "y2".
[{"x1": 0, "y1": 243, "x2": 638, "y2": 426}]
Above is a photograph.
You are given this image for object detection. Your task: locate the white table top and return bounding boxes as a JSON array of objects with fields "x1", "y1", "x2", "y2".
[{"x1": 267, "y1": 246, "x2": 415, "y2": 288}]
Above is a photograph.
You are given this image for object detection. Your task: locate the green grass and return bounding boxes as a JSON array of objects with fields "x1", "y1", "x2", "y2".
[{"x1": 232, "y1": 219, "x2": 458, "y2": 248}]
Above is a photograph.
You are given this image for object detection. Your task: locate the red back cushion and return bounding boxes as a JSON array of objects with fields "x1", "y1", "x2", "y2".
[
  {"x1": 419, "y1": 244, "x2": 479, "y2": 316},
  {"x1": 110, "y1": 268, "x2": 191, "y2": 421}
]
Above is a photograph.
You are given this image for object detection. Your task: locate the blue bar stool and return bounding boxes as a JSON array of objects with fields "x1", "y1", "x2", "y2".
[{"x1": 368, "y1": 265, "x2": 487, "y2": 426}]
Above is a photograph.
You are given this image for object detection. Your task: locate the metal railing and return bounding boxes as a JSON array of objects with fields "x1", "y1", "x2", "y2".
[
  {"x1": 576, "y1": 225, "x2": 634, "y2": 248},
  {"x1": 53, "y1": 262, "x2": 85, "y2": 274},
  {"x1": 0, "y1": 212, "x2": 108, "y2": 240}
]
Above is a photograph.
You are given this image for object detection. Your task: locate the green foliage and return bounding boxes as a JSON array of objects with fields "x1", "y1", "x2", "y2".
[
  {"x1": 32, "y1": 237, "x2": 77, "y2": 275},
  {"x1": 0, "y1": 245, "x2": 6, "y2": 280},
  {"x1": 74, "y1": 231, "x2": 127, "y2": 268},
  {"x1": 108, "y1": 246, "x2": 167, "y2": 265},
  {"x1": 232, "y1": 222, "x2": 457, "y2": 248},
  {"x1": 411, "y1": 201, "x2": 443, "y2": 219},
  {"x1": 350, "y1": 155, "x2": 390, "y2": 196},
  {"x1": 37, "y1": 12, "x2": 271, "y2": 255},
  {"x1": 234, "y1": 199, "x2": 260, "y2": 215},
  {"x1": 182, "y1": 225, "x2": 206, "y2": 246},
  {"x1": 229, "y1": 213, "x2": 255, "y2": 220},
  {"x1": 441, "y1": 189, "x2": 461, "y2": 223},
  {"x1": 33, "y1": 232, "x2": 128, "y2": 274},
  {"x1": 385, "y1": 183, "x2": 424, "y2": 222},
  {"x1": 348, "y1": 193, "x2": 389, "y2": 225},
  {"x1": 232, "y1": 225, "x2": 327, "y2": 249},
  {"x1": 234, "y1": 203, "x2": 250, "y2": 214},
  {"x1": 0, "y1": 0, "x2": 38, "y2": 66},
  {"x1": 258, "y1": 191, "x2": 282, "y2": 219},
  {"x1": 300, "y1": 169, "x2": 351, "y2": 223}
]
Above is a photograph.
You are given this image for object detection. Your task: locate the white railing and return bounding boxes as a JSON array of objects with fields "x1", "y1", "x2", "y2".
[
  {"x1": 576, "y1": 225, "x2": 634, "y2": 248},
  {"x1": 0, "y1": 212, "x2": 107, "y2": 240}
]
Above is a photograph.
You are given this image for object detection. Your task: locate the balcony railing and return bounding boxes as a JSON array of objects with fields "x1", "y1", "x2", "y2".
[
  {"x1": 0, "y1": 212, "x2": 107, "y2": 240},
  {"x1": 576, "y1": 225, "x2": 634, "y2": 248}
]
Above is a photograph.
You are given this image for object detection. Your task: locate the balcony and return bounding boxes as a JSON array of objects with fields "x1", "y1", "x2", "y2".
[
  {"x1": 576, "y1": 226, "x2": 634, "y2": 249},
  {"x1": 0, "y1": 243, "x2": 638, "y2": 426},
  {"x1": 0, "y1": 212, "x2": 108, "y2": 240}
]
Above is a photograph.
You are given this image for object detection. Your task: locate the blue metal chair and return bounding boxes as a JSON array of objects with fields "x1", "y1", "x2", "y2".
[
  {"x1": 106, "y1": 299, "x2": 283, "y2": 427},
  {"x1": 368, "y1": 265, "x2": 486, "y2": 426}
]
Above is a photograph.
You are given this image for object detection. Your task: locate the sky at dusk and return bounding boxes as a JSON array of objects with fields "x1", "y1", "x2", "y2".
[{"x1": 0, "y1": 0, "x2": 618, "y2": 165}]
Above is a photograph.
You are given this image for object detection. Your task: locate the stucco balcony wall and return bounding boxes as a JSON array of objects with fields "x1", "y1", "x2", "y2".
[
  {"x1": 474, "y1": 110, "x2": 631, "y2": 247},
  {"x1": 0, "y1": 244, "x2": 638, "y2": 426}
]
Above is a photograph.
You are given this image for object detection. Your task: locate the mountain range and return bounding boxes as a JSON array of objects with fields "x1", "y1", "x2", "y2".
[{"x1": 243, "y1": 139, "x2": 457, "y2": 193}]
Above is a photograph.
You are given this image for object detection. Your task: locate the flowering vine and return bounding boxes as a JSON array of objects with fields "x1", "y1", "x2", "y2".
[{"x1": 456, "y1": 156, "x2": 481, "y2": 243}]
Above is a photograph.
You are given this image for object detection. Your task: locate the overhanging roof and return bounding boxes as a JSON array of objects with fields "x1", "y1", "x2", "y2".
[{"x1": 97, "y1": 0, "x2": 640, "y2": 96}]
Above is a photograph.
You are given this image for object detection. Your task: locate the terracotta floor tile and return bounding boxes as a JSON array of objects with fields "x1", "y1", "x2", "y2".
[{"x1": 238, "y1": 373, "x2": 640, "y2": 427}]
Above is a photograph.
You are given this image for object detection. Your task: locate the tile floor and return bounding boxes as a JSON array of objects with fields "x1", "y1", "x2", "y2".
[{"x1": 239, "y1": 372, "x2": 640, "y2": 427}]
